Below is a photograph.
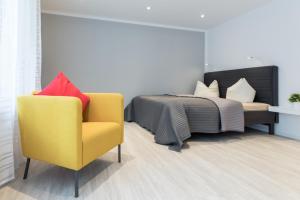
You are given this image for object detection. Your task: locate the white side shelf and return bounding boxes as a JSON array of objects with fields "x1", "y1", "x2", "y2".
[{"x1": 269, "y1": 106, "x2": 300, "y2": 116}]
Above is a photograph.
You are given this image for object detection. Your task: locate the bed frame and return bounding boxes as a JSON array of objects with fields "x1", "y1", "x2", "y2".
[{"x1": 204, "y1": 66, "x2": 279, "y2": 135}]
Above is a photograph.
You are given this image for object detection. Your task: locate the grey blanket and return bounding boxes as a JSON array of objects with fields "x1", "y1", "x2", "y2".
[
  {"x1": 207, "y1": 97, "x2": 244, "y2": 132},
  {"x1": 125, "y1": 95, "x2": 244, "y2": 151}
]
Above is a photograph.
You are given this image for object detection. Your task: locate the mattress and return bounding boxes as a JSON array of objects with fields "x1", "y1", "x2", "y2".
[{"x1": 242, "y1": 102, "x2": 269, "y2": 111}]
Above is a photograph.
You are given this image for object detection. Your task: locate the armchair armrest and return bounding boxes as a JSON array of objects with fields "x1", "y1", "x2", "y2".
[
  {"x1": 17, "y1": 95, "x2": 83, "y2": 170},
  {"x1": 84, "y1": 93, "x2": 124, "y2": 129}
]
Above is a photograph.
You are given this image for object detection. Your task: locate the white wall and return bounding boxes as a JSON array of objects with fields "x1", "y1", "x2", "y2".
[{"x1": 207, "y1": 0, "x2": 300, "y2": 139}]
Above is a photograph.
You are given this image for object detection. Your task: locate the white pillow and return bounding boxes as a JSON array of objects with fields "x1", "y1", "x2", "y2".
[
  {"x1": 194, "y1": 80, "x2": 219, "y2": 98},
  {"x1": 226, "y1": 78, "x2": 256, "y2": 103}
]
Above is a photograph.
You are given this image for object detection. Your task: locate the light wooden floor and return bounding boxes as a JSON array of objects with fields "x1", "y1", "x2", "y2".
[{"x1": 1, "y1": 122, "x2": 300, "y2": 200}]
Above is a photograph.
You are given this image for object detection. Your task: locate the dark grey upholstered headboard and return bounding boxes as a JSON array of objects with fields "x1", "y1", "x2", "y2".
[{"x1": 204, "y1": 66, "x2": 278, "y2": 106}]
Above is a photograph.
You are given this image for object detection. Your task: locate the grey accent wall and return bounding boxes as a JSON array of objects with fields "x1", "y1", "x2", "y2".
[{"x1": 42, "y1": 14, "x2": 205, "y2": 105}]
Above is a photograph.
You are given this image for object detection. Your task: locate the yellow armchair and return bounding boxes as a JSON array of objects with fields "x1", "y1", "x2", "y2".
[{"x1": 17, "y1": 93, "x2": 124, "y2": 197}]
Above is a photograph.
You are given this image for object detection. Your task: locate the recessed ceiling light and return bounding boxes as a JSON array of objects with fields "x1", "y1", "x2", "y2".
[
  {"x1": 200, "y1": 14, "x2": 205, "y2": 19},
  {"x1": 146, "y1": 6, "x2": 151, "y2": 11}
]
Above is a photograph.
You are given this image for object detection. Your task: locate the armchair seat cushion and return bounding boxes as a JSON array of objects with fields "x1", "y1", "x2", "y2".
[{"x1": 82, "y1": 122, "x2": 122, "y2": 166}]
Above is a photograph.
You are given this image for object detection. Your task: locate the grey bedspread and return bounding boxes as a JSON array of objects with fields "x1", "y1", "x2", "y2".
[{"x1": 125, "y1": 95, "x2": 244, "y2": 151}]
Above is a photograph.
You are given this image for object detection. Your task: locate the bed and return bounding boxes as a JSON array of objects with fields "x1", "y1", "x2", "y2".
[
  {"x1": 204, "y1": 66, "x2": 278, "y2": 134},
  {"x1": 125, "y1": 66, "x2": 278, "y2": 150}
]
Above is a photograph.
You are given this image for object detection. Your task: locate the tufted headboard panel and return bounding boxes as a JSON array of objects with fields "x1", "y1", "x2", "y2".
[{"x1": 204, "y1": 66, "x2": 278, "y2": 106}]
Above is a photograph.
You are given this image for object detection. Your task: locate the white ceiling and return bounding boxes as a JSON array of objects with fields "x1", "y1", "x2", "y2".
[{"x1": 41, "y1": 0, "x2": 272, "y2": 31}]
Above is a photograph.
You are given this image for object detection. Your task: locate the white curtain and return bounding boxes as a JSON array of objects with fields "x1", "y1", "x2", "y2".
[{"x1": 0, "y1": 0, "x2": 41, "y2": 186}]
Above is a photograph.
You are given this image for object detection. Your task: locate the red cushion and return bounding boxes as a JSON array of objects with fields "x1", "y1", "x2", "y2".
[{"x1": 36, "y1": 72, "x2": 90, "y2": 111}]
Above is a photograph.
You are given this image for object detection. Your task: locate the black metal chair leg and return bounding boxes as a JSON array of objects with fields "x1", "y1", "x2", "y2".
[
  {"x1": 268, "y1": 123, "x2": 275, "y2": 135},
  {"x1": 23, "y1": 158, "x2": 30, "y2": 180},
  {"x1": 118, "y1": 144, "x2": 121, "y2": 163},
  {"x1": 74, "y1": 170, "x2": 79, "y2": 198}
]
